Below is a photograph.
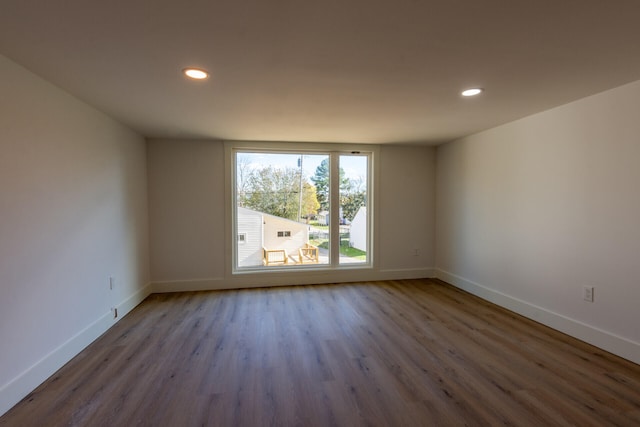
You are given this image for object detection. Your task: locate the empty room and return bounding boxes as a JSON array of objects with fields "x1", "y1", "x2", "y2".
[{"x1": 1, "y1": 1, "x2": 640, "y2": 425}]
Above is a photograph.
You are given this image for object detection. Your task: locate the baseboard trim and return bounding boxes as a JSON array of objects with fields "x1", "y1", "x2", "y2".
[
  {"x1": 377, "y1": 268, "x2": 436, "y2": 281},
  {"x1": 0, "y1": 283, "x2": 152, "y2": 417},
  {"x1": 152, "y1": 268, "x2": 436, "y2": 293},
  {"x1": 435, "y1": 269, "x2": 640, "y2": 365}
]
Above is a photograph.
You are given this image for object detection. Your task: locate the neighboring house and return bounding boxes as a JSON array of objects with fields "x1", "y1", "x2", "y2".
[
  {"x1": 317, "y1": 211, "x2": 329, "y2": 225},
  {"x1": 237, "y1": 207, "x2": 264, "y2": 267},
  {"x1": 263, "y1": 213, "x2": 309, "y2": 257},
  {"x1": 237, "y1": 207, "x2": 309, "y2": 267},
  {"x1": 349, "y1": 206, "x2": 367, "y2": 251},
  {"x1": 317, "y1": 208, "x2": 349, "y2": 225}
]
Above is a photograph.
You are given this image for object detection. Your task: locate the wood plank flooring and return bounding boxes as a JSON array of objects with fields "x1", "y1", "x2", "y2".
[{"x1": 2, "y1": 279, "x2": 639, "y2": 426}]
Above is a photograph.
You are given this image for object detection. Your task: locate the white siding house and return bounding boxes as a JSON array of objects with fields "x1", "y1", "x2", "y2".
[
  {"x1": 349, "y1": 207, "x2": 367, "y2": 251},
  {"x1": 237, "y1": 207, "x2": 264, "y2": 267},
  {"x1": 263, "y1": 214, "x2": 309, "y2": 256},
  {"x1": 317, "y1": 211, "x2": 329, "y2": 225},
  {"x1": 237, "y1": 207, "x2": 309, "y2": 266}
]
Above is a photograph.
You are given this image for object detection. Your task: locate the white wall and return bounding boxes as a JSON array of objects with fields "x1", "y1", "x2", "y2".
[
  {"x1": 436, "y1": 80, "x2": 640, "y2": 363},
  {"x1": 0, "y1": 54, "x2": 150, "y2": 415},
  {"x1": 147, "y1": 139, "x2": 226, "y2": 282},
  {"x1": 147, "y1": 140, "x2": 436, "y2": 290},
  {"x1": 379, "y1": 145, "x2": 436, "y2": 271}
]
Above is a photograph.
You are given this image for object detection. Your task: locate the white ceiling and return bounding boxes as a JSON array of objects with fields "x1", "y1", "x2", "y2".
[{"x1": 2, "y1": 0, "x2": 640, "y2": 145}]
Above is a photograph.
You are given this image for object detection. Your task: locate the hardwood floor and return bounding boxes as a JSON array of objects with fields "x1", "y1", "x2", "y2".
[{"x1": 2, "y1": 279, "x2": 639, "y2": 426}]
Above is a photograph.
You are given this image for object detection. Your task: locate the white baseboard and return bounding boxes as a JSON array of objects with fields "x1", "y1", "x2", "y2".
[
  {"x1": 152, "y1": 268, "x2": 436, "y2": 293},
  {"x1": 435, "y1": 269, "x2": 640, "y2": 365},
  {"x1": 377, "y1": 268, "x2": 436, "y2": 281},
  {"x1": 0, "y1": 283, "x2": 152, "y2": 417}
]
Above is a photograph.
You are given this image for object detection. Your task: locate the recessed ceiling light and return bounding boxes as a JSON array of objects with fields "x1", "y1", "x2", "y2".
[
  {"x1": 461, "y1": 88, "x2": 483, "y2": 97},
  {"x1": 183, "y1": 68, "x2": 209, "y2": 80}
]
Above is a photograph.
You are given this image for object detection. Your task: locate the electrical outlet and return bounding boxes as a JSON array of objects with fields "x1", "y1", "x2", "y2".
[
  {"x1": 109, "y1": 276, "x2": 115, "y2": 290},
  {"x1": 583, "y1": 286, "x2": 594, "y2": 302},
  {"x1": 413, "y1": 248, "x2": 420, "y2": 257}
]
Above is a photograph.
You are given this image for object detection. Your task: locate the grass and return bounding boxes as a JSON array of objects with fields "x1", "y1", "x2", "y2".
[
  {"x1": 309, "y1": 221, "x2": 329, "y2": 231},
  {"x1": 309, "y1": 237, "x2": 367, "y2": 261},
  {"x1": 339, "y1": 244, "x2": 367, "y2": 260}
]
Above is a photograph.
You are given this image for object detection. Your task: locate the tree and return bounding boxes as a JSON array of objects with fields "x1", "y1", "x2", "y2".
[
  {"x1": 240, "y1": 165, "x2": 320, "y2": 221},
  {"x1": 236, "y1": 155, "x2": 253, "y2": 207},
  {"x1": 300, "y1": 182, "x2": 320, "y2": 222},
  {"x1": 340, "y1": 175, "x2": 366, "y2": 221},
  {"x1": 310, "y1": 158, "x2": 350, "y2": 212},
  {"x1": 341, "y1": 191, "x2": 366, "y2": 222},
  {"x1": 310, "y1": 158, "x2": 329, "y2": 212}
]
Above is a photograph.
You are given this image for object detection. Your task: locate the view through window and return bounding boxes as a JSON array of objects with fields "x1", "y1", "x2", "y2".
[{"x1": 234, "y1": 150, "x2": 369, "y2": 270}]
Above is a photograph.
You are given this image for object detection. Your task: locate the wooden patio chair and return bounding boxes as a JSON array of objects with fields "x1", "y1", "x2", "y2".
[
  {"x1": 298, "y1": 243, "x2": 319, "y2": 264},
  {"x1": 263, "y1": 247, "x2": 288, "y2": 266}
]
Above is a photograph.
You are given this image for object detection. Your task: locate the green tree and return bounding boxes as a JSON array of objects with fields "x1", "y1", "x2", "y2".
[
  {"x1": 240, "y1": 165, "x2": 320, "y2": 221},
  {"x1": 244, "y1": 166, "x2": 299, "y2": 219},
  {"x1": 310, "y1": 159, "x2": 349, "y2": 212},
  {"x1": 341, "y1": 191, "x2": 366, "y2": 222},
  {"x1": 340, "y1": 175, "x2": 366, "y2": 222},
  {"x1": 310, "y1": 158, "x2": 329, "y2": 212}
]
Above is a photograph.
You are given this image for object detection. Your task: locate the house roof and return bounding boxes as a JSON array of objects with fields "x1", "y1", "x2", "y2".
[
  {"x1": 1, "y1": 1, "x2": 640, "y2": 144},
  {"x1": 238, "y1": 206, "x2": 308, "y2": 228}
]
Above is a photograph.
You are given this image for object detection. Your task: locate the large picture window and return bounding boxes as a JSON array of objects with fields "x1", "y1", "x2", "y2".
[{"x1": 231, "y1": 147, "x2": 371, "y2": 272}]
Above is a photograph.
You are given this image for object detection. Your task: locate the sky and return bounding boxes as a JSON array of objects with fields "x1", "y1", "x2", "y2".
[{"x1": 237, "y1": 152, "x2": 367, "y2": 181}]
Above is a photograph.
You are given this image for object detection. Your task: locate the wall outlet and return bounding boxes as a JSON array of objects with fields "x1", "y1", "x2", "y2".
[
  {"x1": 109, "y1": 276, "x2": 115, "y2": 290},
  {"x1": 583, "y1": 286, "x2": 594, "y2": 302},
  {"x1": 413, "y1": 248, "x2": 420, "y2": 257}
]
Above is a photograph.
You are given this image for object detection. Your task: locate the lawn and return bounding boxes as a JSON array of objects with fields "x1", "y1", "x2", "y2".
[
  {"x1": 309, "y1": 235, "x2": 367, "y2": 261},
  {"x1": 339, "y1": 244, "x2": 367, "y2": 260},
  {"x1": 309, "y1": 221, "x2": 329, "y2": 231}
]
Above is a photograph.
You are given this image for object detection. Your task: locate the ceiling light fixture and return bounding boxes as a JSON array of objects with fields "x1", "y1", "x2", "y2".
[
  {"x1": 183, "y1": 68, "x2": 209, "y2": 80},
  {"x1": 461, "y1": 88, "x2": 483, "y2": 97}
]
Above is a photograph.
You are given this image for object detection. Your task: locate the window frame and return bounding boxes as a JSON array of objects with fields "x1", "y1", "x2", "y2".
[{"x1": 226, "y1": 141, "x2": 376, "y2": 275}]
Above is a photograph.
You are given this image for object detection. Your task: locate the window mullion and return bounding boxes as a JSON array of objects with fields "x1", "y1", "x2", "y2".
[{"x1": 329, "y1": 152, "x2": 340, "y2": 266}]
